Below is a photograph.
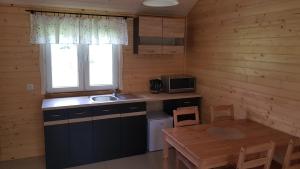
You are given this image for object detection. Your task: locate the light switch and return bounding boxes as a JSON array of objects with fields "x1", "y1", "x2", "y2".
[{"x1": 26, "y1": 83, "x2": 34, "y2": 91}]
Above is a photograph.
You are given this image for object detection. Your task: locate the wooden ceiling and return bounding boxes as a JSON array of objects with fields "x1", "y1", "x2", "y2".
[{"x1": 0, "y1": 0, "x2": 199, "y2": 16}]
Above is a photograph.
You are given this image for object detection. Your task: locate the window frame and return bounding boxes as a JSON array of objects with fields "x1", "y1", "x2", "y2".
[{"x1": 43, "y1": 44, "x2": 119, "y2": 93}]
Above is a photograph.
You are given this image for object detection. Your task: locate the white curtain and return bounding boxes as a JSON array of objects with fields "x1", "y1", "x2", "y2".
[{"x1": 30, "y1": 13, "x2": 128, "y2": 45}]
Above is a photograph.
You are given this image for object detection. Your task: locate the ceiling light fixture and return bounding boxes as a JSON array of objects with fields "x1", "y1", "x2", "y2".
[{"x1": 143, "y1": 0, "x2": 179, "y2": 7}]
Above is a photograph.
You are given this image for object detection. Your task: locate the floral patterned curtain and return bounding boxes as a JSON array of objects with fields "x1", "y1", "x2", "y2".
[{"x1": 30, "y1": 13, "x2": 128, "y2": 45}]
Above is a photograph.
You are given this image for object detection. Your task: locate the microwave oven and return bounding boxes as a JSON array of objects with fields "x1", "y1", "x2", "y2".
[{"x1": 161, "y1": 75, "x2": 196, "y2": 93}]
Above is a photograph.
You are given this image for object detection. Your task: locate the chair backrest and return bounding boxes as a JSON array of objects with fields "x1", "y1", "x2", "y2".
[
  {"x1": 282, "y1": 138, "x2": 300, "y2": 169},
  {"x1": 173, "y1": 106, "x2": 199, "y2": 127},
  {"x1": 237, "y1": 141, "x2": 275, "y2": 169},
  {"x1": 210, "y1": 104, "x2": 234, "y2": 123}
]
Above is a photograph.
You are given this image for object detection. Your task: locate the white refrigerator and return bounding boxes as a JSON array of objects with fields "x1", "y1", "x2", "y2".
[{"x1": 147, "y1": 112, "x2": 173, "y2": 152}]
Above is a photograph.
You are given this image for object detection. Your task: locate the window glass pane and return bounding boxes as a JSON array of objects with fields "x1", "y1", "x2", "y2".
[
  {"x1": 89, "y1": 44, "x2": 113, "y2": 86},
  {"x1": 50, "y1": 44, "x2": 79, "y2": 88}
]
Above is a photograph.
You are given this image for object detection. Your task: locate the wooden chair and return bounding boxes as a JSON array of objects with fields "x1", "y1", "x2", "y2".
[
  {"x1": 282, "y1": 139, "x2": 300, "y2": 169},
  {"x1": 210, "y1": 104, "x2": 234, "y2": 123},
  {"x1": 173, "y1": 106, "x2": 200, "y2": 127},
  {"x1": 173, "y1": 106, "x2": 200, "y2": 169},
  {"x1": 236, "y1": 141, "x2": 275, "y2": 169}
]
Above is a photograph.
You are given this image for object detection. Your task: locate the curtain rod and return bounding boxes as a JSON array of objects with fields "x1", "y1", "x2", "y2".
[{"x1": 25, "y1": 9, "x2": 133, "y2": 19}]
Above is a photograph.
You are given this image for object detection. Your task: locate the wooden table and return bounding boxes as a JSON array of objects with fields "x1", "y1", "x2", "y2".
[{"x1": 162, "y1": 120, "x2": 292, "y2": 169}]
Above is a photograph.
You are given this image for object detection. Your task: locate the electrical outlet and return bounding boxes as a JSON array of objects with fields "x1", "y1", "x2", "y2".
[{"x1": 26, "y1": 84, "x2": 34, "y2": 91}]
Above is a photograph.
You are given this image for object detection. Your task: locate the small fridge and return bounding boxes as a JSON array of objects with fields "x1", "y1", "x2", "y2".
[{"x1": 147, "y1": 112, "x2": 173, "y2": 152}]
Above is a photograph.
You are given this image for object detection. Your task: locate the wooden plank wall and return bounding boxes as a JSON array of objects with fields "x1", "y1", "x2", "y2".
[
  {"x1": 0, "y1": 5, "x2": 184, "y2": 161},
  {"x1": 0, "y1": 6, "x2": 45, "y2": 161},
  {"x1": 187, "y1": 0, "x2": 300, "y2": 137}
]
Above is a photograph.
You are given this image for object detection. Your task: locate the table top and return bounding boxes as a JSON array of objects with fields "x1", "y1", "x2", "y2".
[{"x1": 162, "y1": 120, "x2": 292, "y2": 168}]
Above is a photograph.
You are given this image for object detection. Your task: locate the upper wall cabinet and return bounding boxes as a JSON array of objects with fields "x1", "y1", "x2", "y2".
[
  {"x1": 163, "y1": 18, "x2": 185, "y2": 38},
  {"x1": 134, "y1": 16, "x2": 185, "y2": 55},
  {"x1": 139, "y1": 16, "x2": 163, "y2": 37}
]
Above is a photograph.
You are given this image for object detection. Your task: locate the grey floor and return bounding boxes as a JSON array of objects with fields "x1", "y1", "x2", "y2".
[{"x1": 0, "y1": 150, "x2": 183, "y2": 169}]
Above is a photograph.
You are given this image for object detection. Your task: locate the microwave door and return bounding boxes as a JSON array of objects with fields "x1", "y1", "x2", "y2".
[{"x1": 169, "y1": 78, "x2": 195, "y2": 92}]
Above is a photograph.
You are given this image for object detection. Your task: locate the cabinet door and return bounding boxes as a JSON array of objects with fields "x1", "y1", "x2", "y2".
[
  {"x1": 69, "y1": 121, "x2": 93, "y2": 167},
  {"x1": 121, "y1": 114, "x2": 147, "y2": 157},
  {"x1": 44, "y1": 124, "x2": 69, "y2": 169},
  {"x1": 163, "y1": 18, "x2": 185, "y2": 38},
  {"x1": 139, "y1": 16, "x2": 162, "y2": 37},
  {"x1": 93, "y1": 117, "x2": 121, "y2": 161}
]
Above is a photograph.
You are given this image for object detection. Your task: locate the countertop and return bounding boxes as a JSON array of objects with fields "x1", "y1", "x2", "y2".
[{"x1": 42, "y1": 92, "x2": 201, "y2": 111}]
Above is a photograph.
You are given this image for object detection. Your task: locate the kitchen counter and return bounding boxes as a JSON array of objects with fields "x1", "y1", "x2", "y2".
[{"x1": 42, "y1": 92, "x2": 201, "y2": 111}]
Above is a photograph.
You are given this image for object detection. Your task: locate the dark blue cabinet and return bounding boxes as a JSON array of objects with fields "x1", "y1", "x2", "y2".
[
  {"x1": 119, "y1": 102, "x2": 147, "y2": 157},
  {"x1": 43, "y1": 102, "x2": 147, "y2": 169},
  {"x1": 92, "y1": 104, "x2": 122, "y2": 161},
  {"x1": 69, "y1": 121, "x2": 94, "y2": 167},
  {"x1": 44, "y1": 124, "x2": 69, "y2": 169},
  {"x1": 93, "y1": 118, "x2": 121, "y2": 161},
  {"x1": 121, "y1": 115, "x2": 147, "y2": 157}
]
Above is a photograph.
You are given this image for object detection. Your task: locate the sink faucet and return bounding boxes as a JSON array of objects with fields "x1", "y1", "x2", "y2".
[{"x1": 113, "y1": 89, "x2": 120, "y2": 97}]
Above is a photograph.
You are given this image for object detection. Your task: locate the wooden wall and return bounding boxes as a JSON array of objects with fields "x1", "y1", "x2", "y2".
[
  {"x1": 0, "y1": 6, "x2": 45, "y2": 161},
  {"x1": 187, "y1": 0, "x2": 300, "y2": 136},
  {"x1": 0, "y1": 5, "x2": 184, "y2": 161}
]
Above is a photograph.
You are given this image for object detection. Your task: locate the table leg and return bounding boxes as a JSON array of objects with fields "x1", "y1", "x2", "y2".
[{"x1": 163, "y1": 135, "x2": 170, "y2": 169}]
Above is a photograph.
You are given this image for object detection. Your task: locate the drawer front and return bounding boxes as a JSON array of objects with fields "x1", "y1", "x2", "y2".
[
  {"x1": 44, "y1": 110, "x2": 69, "y2": 122},
  {"x1": 68, "y1": 107, "x2": 93, "y2": 119},
  {"x1": 44, "y1": 102, "x2": 146, "y2": 122},
  {"x1": 163, "y1": 97, "x2": 201, "y2": 115},
  {"x1": 91, "y1": 105, "x2": 121, "y2": 116},
  {"x1": 119, "y1": 102, "x2": 146, "y2": 114},
  {"x1": 176, "y1": 97, "x2": 200, "y2": 107}
]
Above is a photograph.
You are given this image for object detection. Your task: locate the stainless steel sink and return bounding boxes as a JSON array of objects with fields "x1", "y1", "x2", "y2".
[
  {"x1": 90, "y1": 93, "x2": 141, "y2": 103},
  {"x1": 90, "y1": 95, "x2": 118, "y2": 102}
]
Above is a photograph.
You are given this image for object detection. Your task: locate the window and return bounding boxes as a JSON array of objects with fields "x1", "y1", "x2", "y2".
[{"x1": 44, "y1": 44, "x2": 120, "y2": 93}]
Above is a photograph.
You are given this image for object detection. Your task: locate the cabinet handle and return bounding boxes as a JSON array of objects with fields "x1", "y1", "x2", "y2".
[
  {"x1": 129, "y1": 107, "x2": 138, "y2": 110},
  {"x1": 74, "y1": 112, "x2": 86, "y2": 115},
  {"x1": 103, "y1": 109, "x2": 111, "y2": 112},
  {"x1": 183, "y1": 101, "x2": 192, "y2": 104},
  {"x1": 52, "y1": 114, "x2": 61, "y2": 117}
]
